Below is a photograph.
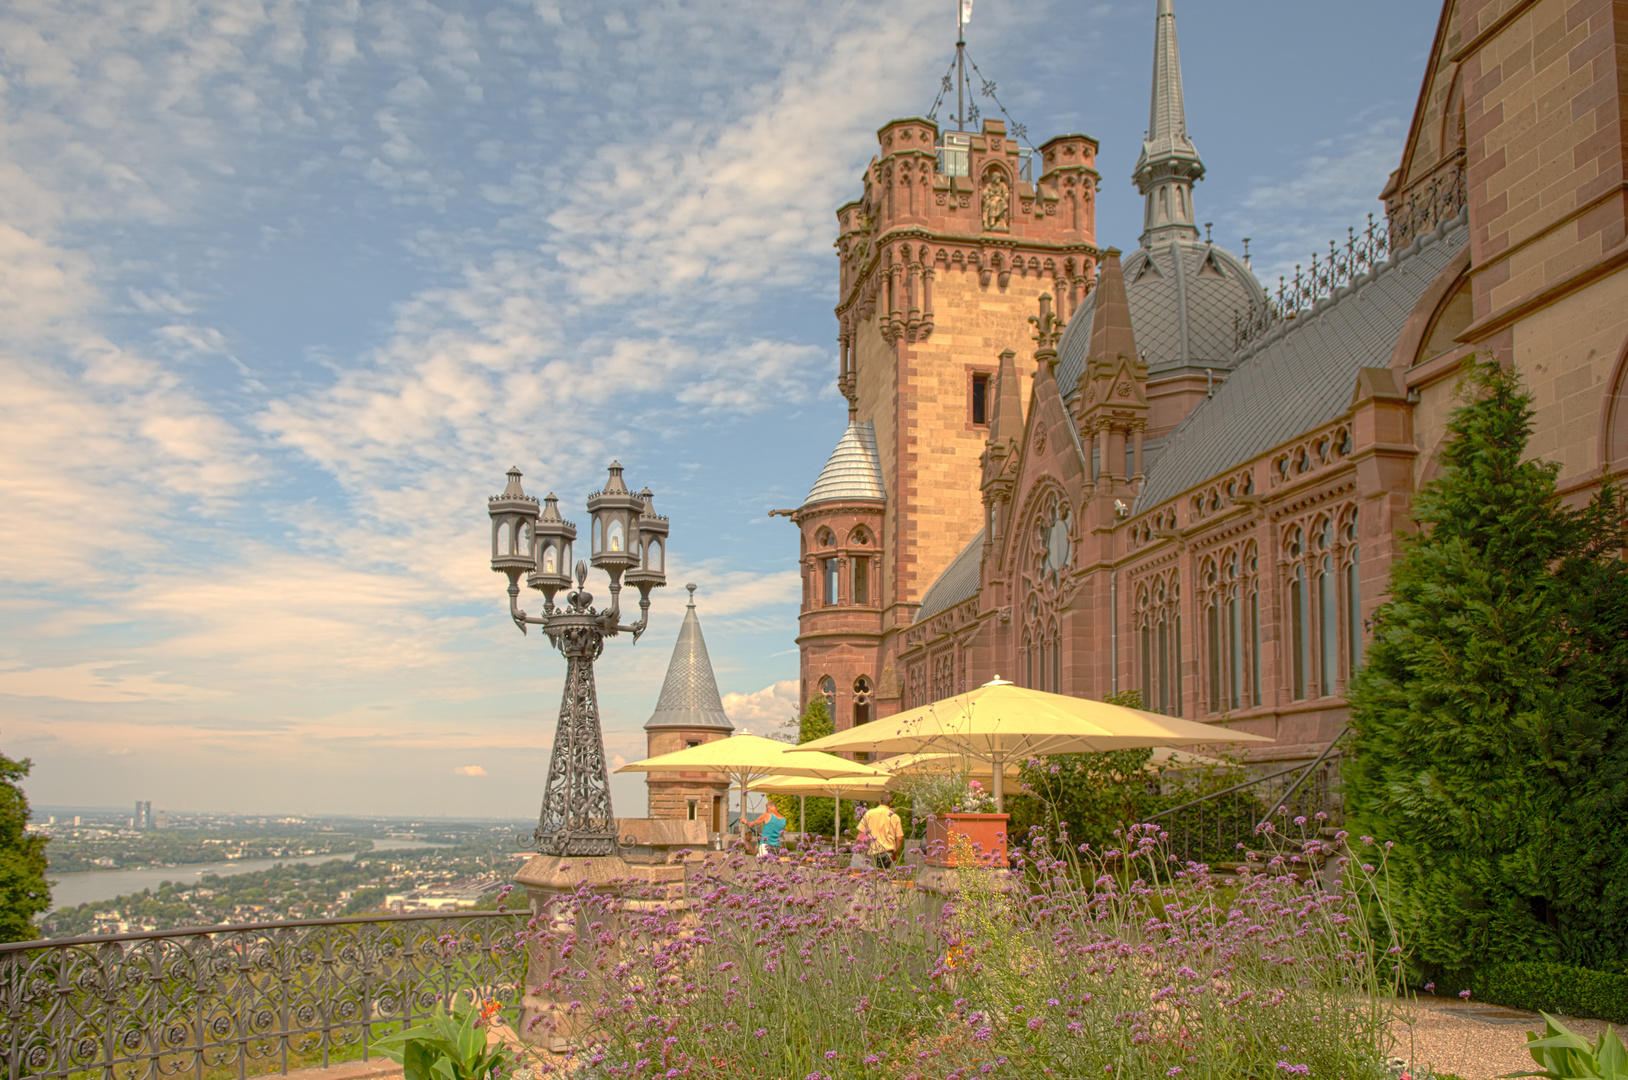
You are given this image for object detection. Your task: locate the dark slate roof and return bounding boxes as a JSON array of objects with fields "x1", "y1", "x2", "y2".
[
  {"x1": 803, "y1": 420, "x2": 886, "y2": 507},
  {"x1": 644, "y1": 590, "x2": 735, "y2": 732},
  {"x1": 1135, "y1": 212, "x2": 1469, "y2": 512},
  {"x1": 916, "y1": 527, "x2": 984, "y2": 619},
  {"x1": 1056, "y1": 238, "x2": 1265, "y2": 396}
]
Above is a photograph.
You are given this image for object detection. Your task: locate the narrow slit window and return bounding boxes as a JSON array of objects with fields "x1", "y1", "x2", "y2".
[
  {"x1": 1250, "y1": 591, "x2": 1262, "y2": 708},
  {"x1": 853, "y1": 557, "x2": 869, "y2": 606},
  {"x1": 971, "y1": 373, "x2": 990, "y2": 425},
  {"x1": 1348, "y1": 549, "x2": 1363, "y2": 674}
]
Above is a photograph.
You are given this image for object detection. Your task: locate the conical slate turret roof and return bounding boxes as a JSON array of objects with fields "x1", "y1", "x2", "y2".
[
  {"x1": 644, "y1": 585, "x2": 735, "y2": 732},
  {"x1": 802, "y1": 420, "x2": 885, "y2": 508}
]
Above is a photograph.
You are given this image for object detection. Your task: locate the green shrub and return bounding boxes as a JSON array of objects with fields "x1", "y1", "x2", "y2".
[
  {"x1": 1347, "y1": 360, "x2": 1628, "y2": 973},
  {"x1": 1459, "y1": 962, "x2": 1628, "y2": 1025}
]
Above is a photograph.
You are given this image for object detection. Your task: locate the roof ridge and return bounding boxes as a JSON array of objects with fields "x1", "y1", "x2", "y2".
[{"x1": 1133, "y1": 213, "x2": 1469, "y2": 513}]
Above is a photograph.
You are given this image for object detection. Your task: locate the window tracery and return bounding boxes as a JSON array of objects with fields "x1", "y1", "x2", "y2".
[
  {"x1": 1017, "y1": 486, "x2": 1073, "y2": 694},
  {"x1": 1279, "y1": 504, "x2": 1361, "y2": 701},
  {"x1": 1135, "y1": 572, "x2": 1182, "y2": 715},
  {"x1": 1197, "y1": 543, "x2": 1260, "y2": 715},
  {"x1": 932, "y1": 651, "x2": 954, "y2": 703}
]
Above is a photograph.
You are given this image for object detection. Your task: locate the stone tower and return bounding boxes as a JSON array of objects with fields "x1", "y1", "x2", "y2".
[
  {"x1": 802, "y1": 110, "x2": 1101, "y2": 726},
  {"x1": 643, "y1": 584, "x2": 732, "y2": 830}
]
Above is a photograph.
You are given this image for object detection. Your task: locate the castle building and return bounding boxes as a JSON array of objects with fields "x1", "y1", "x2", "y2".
[
  {"x1": 787, "y1": 0, "x2": 1628, "y2": 767},
  {"x1": 642, "y1": 585, "x2": 733, "y2": 830}
]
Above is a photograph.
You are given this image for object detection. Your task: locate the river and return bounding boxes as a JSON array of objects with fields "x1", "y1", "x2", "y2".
[{"x1": 48, "y1": 838, "x2": 451, "y2": 911}]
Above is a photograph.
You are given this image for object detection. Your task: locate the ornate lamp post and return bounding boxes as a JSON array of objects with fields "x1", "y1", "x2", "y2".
[{"x1": 489, "y1": 462, "x2": 669, "y2": 856}]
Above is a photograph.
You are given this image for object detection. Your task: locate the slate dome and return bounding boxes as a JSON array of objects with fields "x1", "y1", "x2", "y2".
[{"x1": 1056, "y1": 239, "x2": 1265, "y2": 394}]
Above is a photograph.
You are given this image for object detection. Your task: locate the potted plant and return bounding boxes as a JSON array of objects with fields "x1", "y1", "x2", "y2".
[{"x1": 900, "y1": 771, "x2": 1009, "y2": 868}]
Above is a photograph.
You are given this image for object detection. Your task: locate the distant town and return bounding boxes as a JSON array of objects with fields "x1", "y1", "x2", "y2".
[{"x1": 31, "y1": 806, "x2": 534, "y2": 938}]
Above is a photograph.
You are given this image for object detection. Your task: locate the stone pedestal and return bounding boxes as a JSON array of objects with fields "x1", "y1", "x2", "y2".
[{"x1": 512, "y1": 828, "x2": 704, "y2": 1053}]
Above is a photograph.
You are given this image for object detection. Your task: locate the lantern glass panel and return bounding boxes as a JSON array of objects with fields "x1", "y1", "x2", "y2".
[
  {"x1": 592, "y1": 518, "x2": 602, "y2": 553},
  {"x1": 518, "y1": 522, "x2": 530, "y2": 555},
  {"x1": 542, "y1": 544, "x2": 557, "y2": 574},
  {"x1": 497, "y1": 521, "x2": 511, "y2": 557},
  {"x1": 649, "y1": 539, "x2": 663, "y2": 570},
  {"x1": 608, "y1": 519, "x2": 624, "y2": 553}
]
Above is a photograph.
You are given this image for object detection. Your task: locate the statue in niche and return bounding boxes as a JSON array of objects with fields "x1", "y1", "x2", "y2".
[{"x1": 982, "y1": 171, "x2": 1010, "y2": 232}]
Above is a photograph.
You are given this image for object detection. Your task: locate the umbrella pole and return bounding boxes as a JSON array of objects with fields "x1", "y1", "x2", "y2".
[
  {"x1": 991, "y1": 751, "x2": 1006, "y2": 813},
  {"x1": 799, "y1": 794, "x2": 805, "y2": 835}
]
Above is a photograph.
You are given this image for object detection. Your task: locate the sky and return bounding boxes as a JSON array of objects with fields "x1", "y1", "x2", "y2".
[{"x1": 0, "y1": 0, "x2": 1443, "y2": 819}]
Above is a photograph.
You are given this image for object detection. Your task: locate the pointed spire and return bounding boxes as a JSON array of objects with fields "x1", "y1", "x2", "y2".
[
  {"x1": 1133, "y1": 0, "x2": 1205, "y2": 248},
  {"x1": 988, "y1": 349, "x2": 1023, "y2": 444},
  {"x1": 644, "y1": 586, "x2": 734, "y2": 732},
  {"x1": 1086, "y1": 250, "x2": 1139, "y2": 367}
]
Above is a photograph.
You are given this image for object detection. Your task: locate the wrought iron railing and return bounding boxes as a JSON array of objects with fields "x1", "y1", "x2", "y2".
[
  {"x1": 1233, "y1": 161, "x2": 1467, "y2": 351},
  {"x1": 0, "y1": 911, "x2": 532, "y2": 1080},
  {"x1": 1152, "y1": 734, "x2": 1345, "y2": 866}
]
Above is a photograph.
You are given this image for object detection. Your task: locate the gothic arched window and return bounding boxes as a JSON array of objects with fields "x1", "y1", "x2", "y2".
[
  {"x1": 1345, "y1": 510, "x2": 1363, "y2": 675},
  {"x1": 1138, "y1": 575, "x2": 1182, "y2": 715},
  {"x1": 1316, "y1": 518, "x2": 1336, "y2": 698}
]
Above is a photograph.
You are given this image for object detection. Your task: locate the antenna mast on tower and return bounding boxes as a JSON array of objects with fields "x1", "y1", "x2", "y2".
[
  {"x1": 927, "y1": 0, "x2": 1034, "y2": 156},
  {"x1": 956, "y1": 0, "x2": 968, "y2": 132}
]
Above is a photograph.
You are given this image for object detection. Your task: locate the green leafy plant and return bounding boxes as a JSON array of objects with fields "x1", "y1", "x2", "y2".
[
  {"x1": 769, "y1": 696, "x2": 851, "y2": 836},
  {"x1": 0, "y1": 748, "x2": 50, "y2": 942},
  {"x1": 892, "y1": 766, "x2": 972, "y2": 816},
  {"x1": 375, "y1": 994, "x2": 509, "y2": 1080},
  {"x1": 1507, "y1": 1013, "x2": 1627, "y2": 1079}
]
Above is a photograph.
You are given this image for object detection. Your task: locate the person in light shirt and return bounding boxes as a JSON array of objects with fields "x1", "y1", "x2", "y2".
[{"x1": 856, "y1": 792, "x2": 904, "y2": 870}]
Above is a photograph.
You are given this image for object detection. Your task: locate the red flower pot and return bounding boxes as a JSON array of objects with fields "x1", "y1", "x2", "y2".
[{"x1": 923, "y1": 813, "x2": 1009, "y2": 868}]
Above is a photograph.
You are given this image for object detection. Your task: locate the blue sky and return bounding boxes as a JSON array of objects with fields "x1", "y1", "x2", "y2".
[{"x1": 0, "y1": 0, "x2": 1440, "y2": 817}]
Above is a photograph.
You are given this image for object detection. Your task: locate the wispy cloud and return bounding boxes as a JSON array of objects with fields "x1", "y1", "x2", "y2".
[
  {"x1": 721, "y1": 679, "x2": 800, "y2": 734},
  {"x1": 0, "y1": 0, "x2": 943, "y2": 815},
  {"x1": 1223, "y1": 112, "x2": 1408, "y2": 289}
]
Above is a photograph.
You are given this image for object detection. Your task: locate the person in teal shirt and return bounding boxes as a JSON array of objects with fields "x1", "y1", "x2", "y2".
[{"x1": 749, "y1": 805, "x2": 787, "y2": 857}]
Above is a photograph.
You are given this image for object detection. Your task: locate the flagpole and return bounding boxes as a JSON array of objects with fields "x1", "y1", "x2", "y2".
[{"x1": 955, "y1": 1, "x2": 966, "y2": 131}]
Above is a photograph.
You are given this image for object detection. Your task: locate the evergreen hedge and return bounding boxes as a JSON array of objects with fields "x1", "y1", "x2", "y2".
[
  {"x1": 1346, "y1": 360, "x2": 1628, "y2": 975},
  {"x1": 1455, "y1": 963, "x2": 1628, "y2": 1025}
]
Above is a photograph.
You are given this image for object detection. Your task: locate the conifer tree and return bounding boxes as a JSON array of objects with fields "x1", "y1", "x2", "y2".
[
  {"x1": 1347, "y1": 360, "x2": 1628, "y2": 972},
  {"x1": 0, "y1": 749, "x2": 51, "y2": 942}
]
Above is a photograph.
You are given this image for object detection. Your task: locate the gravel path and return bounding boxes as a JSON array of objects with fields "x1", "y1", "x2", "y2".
[{"x1": 1391, "y1": 996, "x2": 1617, "y2": 1079}]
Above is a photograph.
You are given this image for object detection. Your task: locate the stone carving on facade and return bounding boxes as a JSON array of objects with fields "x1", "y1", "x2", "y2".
[{"x1": 982, "y1": 171, "x2": 1010, "y2": 232}]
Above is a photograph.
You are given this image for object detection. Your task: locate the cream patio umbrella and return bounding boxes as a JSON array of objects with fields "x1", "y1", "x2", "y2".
[
  {"x1": 878, "y1": 746, "x2": 1227, "y2": 779},
  {"x1": 747, "y1": 772, "x2": 895, "y2": 838},
  {"x1": 616, "y1": 733, "x2": 887, "y2": 846},
  {"x1": 794, "y1": 678, "x2": 1272, "y2": 811}
]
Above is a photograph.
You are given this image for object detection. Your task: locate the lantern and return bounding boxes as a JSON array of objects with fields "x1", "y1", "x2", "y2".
[
  {"x1": 626, "y1": 486, "x2": 668, "y2": 596},
  {"x1": 488, "y1": 466, "x2": 539, "y2": 581},
  {"x1": 587, "y1": 461, "x2": 640, "y2": 585},
  {"x1": 527, "y1": 492, "x2": 577, "y2": 606}
]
